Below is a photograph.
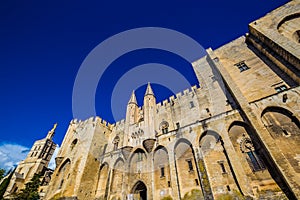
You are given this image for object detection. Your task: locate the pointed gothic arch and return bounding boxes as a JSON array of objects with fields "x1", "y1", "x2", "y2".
[
  {"x1": 199, "y1": 130, "x2": 220, "y2": 143},
  {"x1": 199, "y1": 130, "x2": 242, "y2": 198},
  {"x1": 129, "y1": 148, "x2": 147, "y2": 161},
  {"x1": 261, "y1": 106, "x2": 300, "y2": 173},
  {"x1": 131, "y1": 180, "x2": 147, "y2": 200},
  {"x1": 129, "y1": 148, "x2": 147, "y2": 174},
  {"x1": 153, "y1": 145, "x2": 170, "y2": 199},
  {"x1": 174, "y1": 138, "x2": 193, "y2": 159},
  {"x1": 58, "y1": 158, "x2": 71, "y2": 173},
  {"x1": 228, "y1": 119, "x2": 299, "y2": 198},
  {"x1": 228, "y1": 122, "x2": 266, "y2": 172},
  {"x1": 110, "y1": 158, "x2": 124, "y2": 197},
  {"x1": 56, "y1": 158, "x2": 71, "y2": 190},
  {"x1": 95, "y1": 162, "x2": 110, "y2": 199},
  {"x1": 174, "y1": 138, "x2": 202, "y2": 198},
  {"x1": 199, "y1": 130, "x2": 220, "y2": 154},
  {"x1": 261, "y1": 106, "x2": 300, "y2": 129}
]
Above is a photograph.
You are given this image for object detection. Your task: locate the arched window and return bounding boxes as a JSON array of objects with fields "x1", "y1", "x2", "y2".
[
  {"x1": 229, "y1": 122, "x2": 266, "y2": 172},
  {"x1": 240, "y1": 137, "x2": 265, "y2": 172},
  {"x1": 70, "y1": 139, "x2": 78, "y2": 150},
  {"x1": 57, "y1": 159, "x2": 71, "y2": 190},
  {"x1": 113, "y1": 136, "x2": 120, "y2": 151},
  {"x1": 159, "y1": 121, "x2": 169, "y2": 134}
]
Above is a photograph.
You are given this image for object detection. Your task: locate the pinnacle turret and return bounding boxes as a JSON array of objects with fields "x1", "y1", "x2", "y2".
[
  {"x1": 128, "y1": 90, "x2": 137, "y2": 105},
  {"x1": 145, "y1": 82, "x2": 155, "y2": 96}
]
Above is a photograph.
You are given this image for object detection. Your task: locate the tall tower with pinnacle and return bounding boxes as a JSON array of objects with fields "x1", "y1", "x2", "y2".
[
  {"x1": 126, "y1": 90, "x2": 139, "y2": 125},
  {"x1": 143, "y1": 83, "x2": 156, "y2": 138},
  {"x1": 4, "y1": 124, "x2": 57, "y2": 197}
]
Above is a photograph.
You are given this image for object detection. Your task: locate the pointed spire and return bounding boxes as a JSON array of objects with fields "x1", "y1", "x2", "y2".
[
  {"x1": 46, "y1": 123, "x2": 57, "y2": 140},
  {"x1": 128, "y1": 90, "x2": 137, "y2": 105},
  {"x1": 145, "y1": 82, "x2": 154, "y2": 96}
]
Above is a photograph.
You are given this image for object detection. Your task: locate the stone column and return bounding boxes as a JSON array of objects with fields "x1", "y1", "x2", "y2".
[
  {"x1": 221, "y1": 132, "x2": 254, "y2": 196},
  {"x1": 168, "y1": 149, "x2": 181, "y2": 200}
]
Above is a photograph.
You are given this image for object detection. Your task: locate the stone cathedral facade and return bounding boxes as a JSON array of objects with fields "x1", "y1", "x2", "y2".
[{"x1": 5, "y1": 1, "x2": 300, "y2": 200}]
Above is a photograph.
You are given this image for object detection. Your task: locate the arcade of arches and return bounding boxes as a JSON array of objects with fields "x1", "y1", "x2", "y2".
[{"x1": 92, "y1": 107, "x2": 299, "y2": 199}]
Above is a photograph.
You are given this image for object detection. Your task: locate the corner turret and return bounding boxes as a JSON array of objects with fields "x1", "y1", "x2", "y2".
[{"x1": 145, "y1": 82, "x2": 155, "y2": 97}]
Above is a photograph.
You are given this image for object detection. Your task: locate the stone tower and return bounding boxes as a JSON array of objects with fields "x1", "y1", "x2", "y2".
[
  {"x1": 4, "y1": 124, "x2": 57, "y2": 197},
  {"x1": 126, "y1": 90, "x2": 139, "y2": 125},
  {"x1": 143, "y1": 83, "x2": 157, "y2": 139}
]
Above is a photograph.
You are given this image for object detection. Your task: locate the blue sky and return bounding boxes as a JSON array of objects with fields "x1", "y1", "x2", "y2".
[{"x1": 0, "y1": 0, "x2": 289, "y2": 170}]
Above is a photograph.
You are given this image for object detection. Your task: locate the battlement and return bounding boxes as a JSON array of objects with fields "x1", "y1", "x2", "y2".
[
  {"x1": 114, "y1": 119, "x2": 126, "y2": 127},
  {"x1": 110, "y1": 84, "x2": 205, "y2": 130},
  {"x1": 70, "y1": 84, "x2": 204, "y2": 132},
  {"x1": 71, "y1": 116, "x2": 113, "y2": 130},
  {"x1": 156, "y1": 84, "x2": 201, "y2": 109}
]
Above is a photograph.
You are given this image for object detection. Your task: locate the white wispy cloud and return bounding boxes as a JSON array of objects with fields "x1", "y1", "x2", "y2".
[
  {"x1": 0, "y1": 143, "x2": 29, "y2": 171},
  {"x1": 48, "y1": 145, "x2": 60, "y2": 170}
]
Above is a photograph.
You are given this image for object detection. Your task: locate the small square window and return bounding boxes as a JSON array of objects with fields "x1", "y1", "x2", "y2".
[
  {"x1": 234, "y1": 61, "x2": 249, "y2": 72},
  {"x1": 162, "y1": 128, "x2": 168, "y2": 134},
  {"x1": 275, "y1": 85, "x2": 287, "y2": 92}
]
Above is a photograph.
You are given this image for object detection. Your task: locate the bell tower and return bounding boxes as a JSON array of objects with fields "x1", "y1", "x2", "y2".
[{"x1": 4, "y1": 124, "x2": 57, "y2": 197}]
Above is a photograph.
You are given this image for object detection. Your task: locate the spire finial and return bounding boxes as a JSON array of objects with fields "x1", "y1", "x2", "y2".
[
  {"x1": 128, "y1": 90, "x2": 137, "y2": 105},
  {"x1": 46, "y1": 123, "x2": 57, "y2": 140},
  {"x1": 145, "y1": 82, "x2": 154, "y2": 96}
]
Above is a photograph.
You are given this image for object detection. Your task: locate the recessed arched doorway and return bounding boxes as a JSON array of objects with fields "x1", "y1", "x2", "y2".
[{"x1": 131, "y1": 181, "x2": 147, "y2": 200}]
